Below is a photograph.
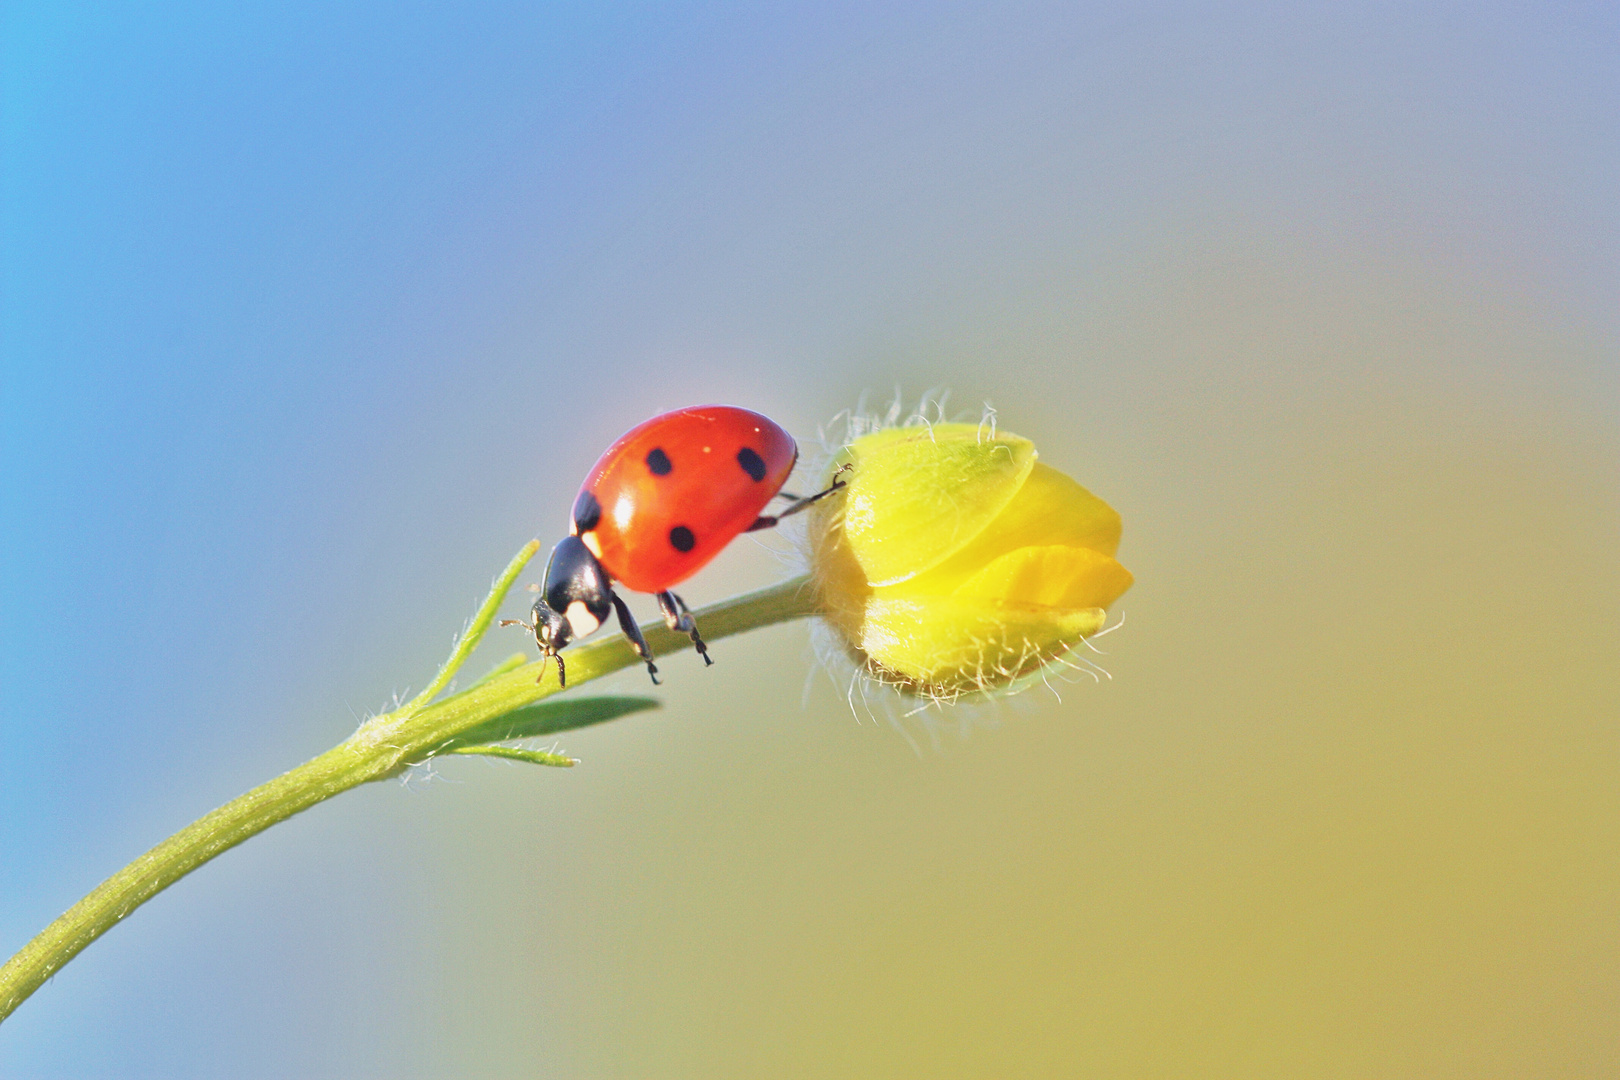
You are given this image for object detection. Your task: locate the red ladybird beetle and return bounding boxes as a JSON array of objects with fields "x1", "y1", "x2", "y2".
[{"x1": 505, "y1": 405, "x2": 848, "y2": 687}]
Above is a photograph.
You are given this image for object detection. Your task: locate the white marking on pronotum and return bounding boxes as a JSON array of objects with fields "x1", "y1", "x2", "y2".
[
  {"x1": 564, "y1": 601, "x2": 601, "y2": 639},
  {"x1": 580, "y1": 531, "x2": 603, "y2": 559}
]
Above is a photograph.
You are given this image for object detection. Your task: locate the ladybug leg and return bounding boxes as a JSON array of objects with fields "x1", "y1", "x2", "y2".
[
  {"x1": 745, "y1": 465, "x2": 853, "y2": 532},
  {"x1": 609, "y1": 590, "x2": 660, "y2": 685},
  {"x1": 657, "y1": 590, "x2": 712, "y2": 666}
]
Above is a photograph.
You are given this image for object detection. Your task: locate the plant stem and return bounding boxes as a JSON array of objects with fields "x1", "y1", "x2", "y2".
[{"x1": 0, "y1": 548, "x2": 820, "y2": 1026}]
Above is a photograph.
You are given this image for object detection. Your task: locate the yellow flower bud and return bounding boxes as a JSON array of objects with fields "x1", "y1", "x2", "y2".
[{"x1": 809, "y1": 423, "x2": 1133, "y2": 699}]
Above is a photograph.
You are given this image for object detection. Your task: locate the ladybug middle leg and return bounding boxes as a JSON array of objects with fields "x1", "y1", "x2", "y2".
[
  {"x1": 657, "y1": 590, "x2": 712, "y2": 666},
  {"x1": 608, "y1": 591, "x2": 661, "y2": 685}
]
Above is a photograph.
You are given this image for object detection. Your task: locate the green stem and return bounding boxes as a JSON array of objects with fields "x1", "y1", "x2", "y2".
[{"x1": 0, "y1": 547, "x2": 820, "y2": 1026}]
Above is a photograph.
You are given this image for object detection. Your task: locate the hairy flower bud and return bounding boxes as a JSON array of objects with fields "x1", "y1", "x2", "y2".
[{"x1": 809, "y1": 423, "x2": 1133, "y2": 698}]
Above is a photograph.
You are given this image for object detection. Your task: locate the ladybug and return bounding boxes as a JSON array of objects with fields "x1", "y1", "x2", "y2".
[{"x1": 505, "y1": 405, "x2": 848, "y2": 687}]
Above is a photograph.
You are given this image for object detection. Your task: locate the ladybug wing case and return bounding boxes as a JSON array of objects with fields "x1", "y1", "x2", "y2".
[{"x1": 574, "y1": 406, "x2": 796, "y2": 594}]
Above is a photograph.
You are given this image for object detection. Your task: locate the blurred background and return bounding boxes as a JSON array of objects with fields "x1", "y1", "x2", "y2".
[{"x1": 3, "y1": 2, "x2": 1616, "y2": 1076}]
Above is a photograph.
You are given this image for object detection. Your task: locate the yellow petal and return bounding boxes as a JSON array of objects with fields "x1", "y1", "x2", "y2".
[
  {"x1": 901, "y1": 462, "x2": 1124, "y2": 594},
  {"x1": 831, "y1": 424, "x2": 1036, "y2": 587},
  {"x1": 980, "y1": 462, "x2": 1122, "y2": 557},
  {"x1": 949, "y1": 544, "x2": 1134, "y2": 611}
]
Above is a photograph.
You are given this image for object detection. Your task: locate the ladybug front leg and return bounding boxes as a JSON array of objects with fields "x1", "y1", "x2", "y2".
[
  {"x1": 608, "y1": 591, "x2": 660, "y2": 685},
  {"x1": 657, "y1": 590, "x2": 712, "y2": 667},
  {"x1": 745, "y1": 464, "x2": 852, "y2": 532}
]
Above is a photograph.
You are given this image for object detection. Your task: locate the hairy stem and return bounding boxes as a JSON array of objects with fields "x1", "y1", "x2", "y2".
[{"x1": 0, "y1": 547, "x2": 819, "y2": 1025}]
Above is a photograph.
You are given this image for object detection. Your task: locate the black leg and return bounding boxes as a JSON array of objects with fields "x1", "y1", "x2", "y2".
[
  {"x1": 746, "y1": 464, "x2": 852, "y2": 532},
  {"x1": 672, "y1": 592, "x2": 712, "y2": 666},
  {"x1": 657, "y1": 590, "x2": 712, "y2": 666},
  {"x1": 610, "y1": 591, "x2": 660, "y2": 684}
]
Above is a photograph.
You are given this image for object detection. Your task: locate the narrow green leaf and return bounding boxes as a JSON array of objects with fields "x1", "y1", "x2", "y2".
[
  {"x1": 405, "y1": 539, "x2": 541, "y2": 711},
  {"x1": 442, "y1": 695, "x2": 660, "y2": 751},
  {"x1": 448, "y1": 745, "x2": 576, "y2": 768}
]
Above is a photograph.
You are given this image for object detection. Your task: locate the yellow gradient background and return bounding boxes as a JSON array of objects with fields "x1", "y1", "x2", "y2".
[{"x1": 415, "y1": 242, "x2": 1619, "y2": 1077}]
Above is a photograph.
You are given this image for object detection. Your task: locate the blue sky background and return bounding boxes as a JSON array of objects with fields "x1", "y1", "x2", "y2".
[{"x1": 3, "y1": 3, "x2": 1617, "y2": 1076}]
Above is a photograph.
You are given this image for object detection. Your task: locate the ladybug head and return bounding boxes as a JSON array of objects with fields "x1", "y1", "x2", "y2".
[{"x1": 529, "y1": 534, "x2": 614, "y2": 685}]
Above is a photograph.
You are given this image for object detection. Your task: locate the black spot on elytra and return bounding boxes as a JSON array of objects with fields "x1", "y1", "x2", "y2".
[
  {"x1": 668, "y1": 525, "x2": 696, "y2": 553},
  {"x1": 571, "y1": 489, "x2": 602, "y2": 533},
  {"x1": 646, "y1": 447, "x2": 673, "y2": 475},
  {"x1": 736, "y1": 446, "x2": 767, "y2": 482}
]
